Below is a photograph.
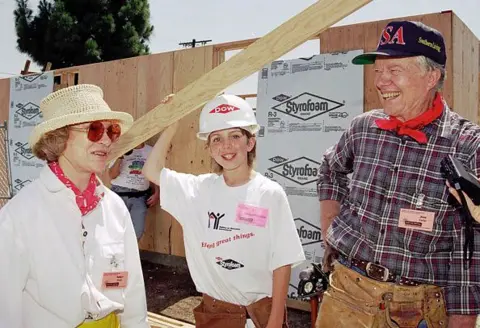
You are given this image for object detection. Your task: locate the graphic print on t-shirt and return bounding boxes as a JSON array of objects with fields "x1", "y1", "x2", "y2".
[
  {"x1": 128, "y1": 160, "x2": 145, "y2": 175},
  {"x1": 216, "y1": 257, "x2": 244, "y2": 271},
  {"x1": 207, "y1": 211, "x2": 240, "y2": 232},
  {"x1": 110, "y1": 145, "x2": 152, "y2": 191},
  {"x1": 201, "y1": 232, "x2": 257, "y2": 250}
]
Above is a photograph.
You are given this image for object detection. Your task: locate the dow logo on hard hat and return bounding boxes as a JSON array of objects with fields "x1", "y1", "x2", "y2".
[{"x1": 209, "y1": 104, "x2": 240, "y2": 114}]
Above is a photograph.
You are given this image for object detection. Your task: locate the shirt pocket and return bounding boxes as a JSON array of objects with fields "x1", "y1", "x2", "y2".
[
  {"x1": 101, "y1": 242, "x2": 126, "y2": 272},
  {"x1": 404, "y1": 193, "x2": 455, "y2": 255}
]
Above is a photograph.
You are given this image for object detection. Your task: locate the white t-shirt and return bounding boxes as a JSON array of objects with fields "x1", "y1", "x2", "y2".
[
  {"x1": 160, "y1": 168, "x2": 305, "y2": 309},
  {"x1": 110, "y1": 145, "x2": 153, "y2": 191}
]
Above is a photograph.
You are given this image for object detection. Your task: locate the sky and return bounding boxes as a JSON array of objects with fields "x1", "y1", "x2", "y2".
[{"x1": 0, "y1": 0, "x2": 479, "y2": 93}]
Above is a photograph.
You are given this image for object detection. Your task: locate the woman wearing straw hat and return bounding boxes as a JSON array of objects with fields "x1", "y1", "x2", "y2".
[{"x1": 0, "y1": 84, "x2": 149, "y2": 328}]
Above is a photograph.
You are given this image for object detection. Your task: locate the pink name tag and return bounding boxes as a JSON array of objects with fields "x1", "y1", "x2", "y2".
[
  {"x1": 398, "y1": 208, "x2": 435, "y2": 232},
  {"x1": 235, "y1": 203, "x2": 269, "y2": 228},
  {"x1": 102, "y1": 271, "x2": 128, "y2": 289}
]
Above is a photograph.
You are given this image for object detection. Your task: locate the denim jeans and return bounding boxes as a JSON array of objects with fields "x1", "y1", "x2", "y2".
[
  {"x1": 110, "y1": 185, "x2": 148, "y2": 240},
  {"x1": 417, "y1": 320, "x2": 428, "y2": 328}
]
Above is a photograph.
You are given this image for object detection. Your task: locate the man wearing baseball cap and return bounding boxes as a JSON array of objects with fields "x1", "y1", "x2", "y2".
[{"x1": 316, "y1": 21, "x2": 480, "y2": 328}]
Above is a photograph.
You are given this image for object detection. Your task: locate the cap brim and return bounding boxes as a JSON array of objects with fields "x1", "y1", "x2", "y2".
[{"x1": 352, "y1": 50, "x2": 418, "y2": 65}]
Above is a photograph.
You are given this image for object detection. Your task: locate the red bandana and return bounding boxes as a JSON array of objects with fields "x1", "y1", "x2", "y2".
[
  {"x1": 48, "y1": 161, "x2": 102, "y2": 216},
  {"x1": 374, "y1": 92, "x2": 444, "y2": 144}
]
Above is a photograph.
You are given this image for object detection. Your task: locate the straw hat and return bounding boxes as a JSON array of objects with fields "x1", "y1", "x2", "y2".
[{"x1": 29, "y1": 84, "x2": 134, "y2": 148}]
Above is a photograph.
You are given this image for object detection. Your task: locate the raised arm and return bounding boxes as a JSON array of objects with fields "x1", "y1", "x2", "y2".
[
  {"x1": 142, "y1": 121, "x2": 178, "y2": 186},
  {"x1": 108, "y1": 158, "x2": 122, "y2": 180}
]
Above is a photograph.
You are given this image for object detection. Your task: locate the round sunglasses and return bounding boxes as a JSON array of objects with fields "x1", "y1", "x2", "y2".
[{"x1": 69, "y1": 121, "x2": 122, "y2": 143}]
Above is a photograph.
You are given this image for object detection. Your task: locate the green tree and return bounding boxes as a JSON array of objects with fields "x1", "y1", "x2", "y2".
[{"x1": 14, "y1": 0, "x2": 154, "y2": 69}]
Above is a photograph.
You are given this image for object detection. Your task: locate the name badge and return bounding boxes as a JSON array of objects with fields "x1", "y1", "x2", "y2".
[
  {"x1": 102, "y1": 271, "x2": 128, "y2": 289},
  {"x1": 398, "y1": 208, "x2": 435, "y2": 232},
  {"x1": 235, "y1": 203, "x2": 269, "y2": 228}
]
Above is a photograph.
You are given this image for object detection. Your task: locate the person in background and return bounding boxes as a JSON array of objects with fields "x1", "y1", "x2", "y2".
[
  {"x1": 108, "y1": 142, "x2": 159, "y2": 241},
  {"x1": 143, "y1": 94, "x2": 305, "y2": 328},
  {"x1": 315, "y1": 21, "x2": 480, "y2": 328},
  {"x1": 0, "y1": 84, "x2": 149, "y2": 328}
]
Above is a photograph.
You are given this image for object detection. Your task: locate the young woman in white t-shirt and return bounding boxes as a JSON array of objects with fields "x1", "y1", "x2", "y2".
[{"x1": 143, "y1": 94, "x2": 305, "y2": 328}]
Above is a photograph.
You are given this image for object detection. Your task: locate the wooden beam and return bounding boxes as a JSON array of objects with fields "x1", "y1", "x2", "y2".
[
  {"x1": 212, "y1": 29, "x2": 328, "y2": 53},
  {"x1": 213, "y1": 37, "x2": 261, "y2": 52},
  {"x1": 107, "y1": 0, "x2": 372, "y2": 160},
  {"x1": 20, "y1": 60, "x2": 31, "y2": 75},
  {"x1": 286, "y1": 298, "x2": 312, "y2": 312},
  {"x1": 148, "y1": 312, "x2": 194, "y2": 327},
  {"x1": 237, "y1": 93, "x2": 257, "y2": 99},
  {"x1": 43, "y1": 62, "x2": 52, "y2": 72}
]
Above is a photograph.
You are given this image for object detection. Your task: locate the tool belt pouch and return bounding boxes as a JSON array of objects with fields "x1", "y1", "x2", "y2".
[
  {"x1": 383, "y1": 288, "x2": 447, "y2": 328},
  {"x1": 193, "y1": 296, "x2": 247, "y2": 328},
  {"x1": 246, "y1": 296, "x2": 273, "y2": 328},
  {"x1": 193, "y1": 295, "x2": 285, "y2": 328},
  {"x1": 386, "y1": 299, "x2": 423, "y2": 328},
  {"x1": 247, "y1": 296, "x2": 288, "y2": 328}
]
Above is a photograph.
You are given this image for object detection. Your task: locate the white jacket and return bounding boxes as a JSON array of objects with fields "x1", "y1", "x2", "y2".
[{"x1": 0, "y1": 166, "x2": 150, "y2": 328}]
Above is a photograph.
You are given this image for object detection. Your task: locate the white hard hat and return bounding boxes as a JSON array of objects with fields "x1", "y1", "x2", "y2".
[{"x1": 197, "y1": 94, "x2": 260, "y2": 140}]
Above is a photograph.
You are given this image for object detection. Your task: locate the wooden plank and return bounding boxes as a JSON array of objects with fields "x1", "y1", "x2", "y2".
[
  {"x1": 319, "y1": 20, "x2": 369, "y2": 108},
  {"x1": 107, "y1": 0, "x2": 373, "y2": 160},
  {"x1": 238, "y1": 93, "x2": 257, "y2": 99},
  {"x1": 214, "y1": 37, "x2": 260, "y2": 52},
  {"x1": 77, "y1": 62, "x2": 107, "y2": 90},
  {"x1": 214, "y1": 32, "x2": 328, "y2": 53},
  {"x1": 452, "y1": 13, "x2": 479, "y2": 123},
  {"x1": 135, "y1": 52, "x2": 175, "y2": 253},
  {"x1": 0, "y1": 78, "x2": 10, "y2": 123},
  {"x1": 167, "y1": 46, "x2": 216, "y2": 257},
  {"x1": 452, "y1": 15, "x2": 464, "y2": 118},
  {"x1": 286, "y1": 298, "x2": 311, "y2": 312},
  {"x1": 21, "y1": 60, "x2": 31, "y2": 75},
  {"x1": 212, "y1": 48, "x2": 222, "y2": 68},
  {"x1": 148, "y1": 312, "x2": 195, "y2": 328},
  {"x1": 99, "y1": 58, "x2": 139, "y2": 185},
  {"x1": 363, "y1": 20, "x2": 380, "y2": 111},
  {"x1": 103, "y1": 58, "x2": 138, "y2": 119},
  {"x1": 76, "y1": 62, "x2": 111, "y2": 184},
  {"x1": 135, "y1": 53, "x2": 175, "y2": 120},
  {"x1": 218, "y1": 50, "x2": 225, "y2": 67},
  {"x1": 419, "y1": 12, "x2": 454, "y2": 108},
  {"x1": 66, "y1": 72, "x2": 76, "y2": 87},
  {"x1": 138, "y1": 205, "x2": 156, "y2": 252},
  {"x1": 53, "y1": 83, "x2": 68, "y2": 92}
]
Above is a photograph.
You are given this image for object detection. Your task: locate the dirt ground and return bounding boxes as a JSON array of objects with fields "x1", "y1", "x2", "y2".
[{"x1": 142, "y1": 260, "x2": 312, "y2": 328}]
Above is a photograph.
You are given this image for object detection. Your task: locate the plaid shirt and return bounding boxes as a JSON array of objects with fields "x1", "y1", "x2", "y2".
[{"x1": 317, "y1": 100, "x2": 480, "y2": 315}]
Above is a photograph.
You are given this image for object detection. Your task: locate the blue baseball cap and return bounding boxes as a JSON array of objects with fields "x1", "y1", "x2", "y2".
[{"x1": 352, "y1": 21, "x2": 446, "y2": 66}]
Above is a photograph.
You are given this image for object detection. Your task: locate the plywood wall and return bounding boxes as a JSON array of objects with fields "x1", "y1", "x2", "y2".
[
  {"x1": 137, "y1": 46, "x2": 215, "y2": 256},
  {"x1": 318, "y1": 12, "x2": 455, "y2": 113},
  {"x1": 0, "y1": 79, "x2": 9, "y2": 123},
  {"x1": 452, "y1": 14, "x2": 480, "y2": 123}
]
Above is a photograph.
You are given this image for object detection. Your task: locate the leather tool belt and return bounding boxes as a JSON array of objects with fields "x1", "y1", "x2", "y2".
[{"x1": 338, "y1": 254, "x2": 422, "y2": 286}]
